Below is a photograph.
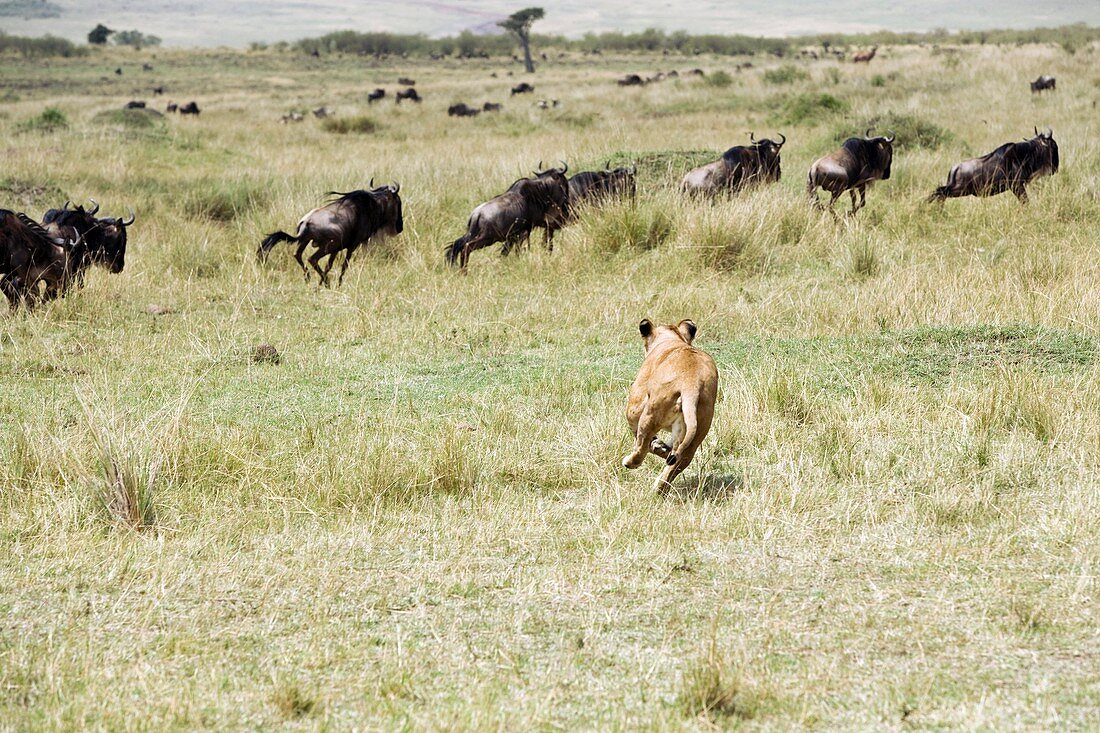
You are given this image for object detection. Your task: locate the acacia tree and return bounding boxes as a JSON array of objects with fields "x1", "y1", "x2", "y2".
[
  {"x1": 88, "y1": 24, "x2": 114, "y2": 45},
  {"x1": 499, "y1": 7, "x2": 544, "y2": 73}
]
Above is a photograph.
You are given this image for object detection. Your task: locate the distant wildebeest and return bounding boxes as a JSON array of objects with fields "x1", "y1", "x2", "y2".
[
  {"x1": 482, "y1": 102, "x2": 502, "y2": 112},
  {"x1": 312, "y1": 106, "x2": 334, "y2": 119},
  {"x1": 166, "y1": 102, "x2": 178, "y2": 113},
  {"x1": 0, "y1": 209, "x2": 81, "y2": 308},
  {"x1": 395, "y1": 87, "x2": 421, "y2": 104},
  {"x1": 511, "y1": 82, "x2": 535, "y2": 95},
  {"x1": 281, "y1": 112, "x2": 304, "y2": 123},
  {"x1": 807, "y1": 130, "x2": 895, "y2": 214},
  {"x1": 258, "y1": 183, "x2": 403, "y2": 287},
  {"x1": 535, "y1": 99, "x2": 560, "y2": 109},
  {"x1": 397, "y1": 77, "x2": 416, "y2": 86},
  {"x1": 688, "y1": 68, "x2": 706, "y2": 76},
  {"x1": 179, "y1": 101, "x2": 200, "y2": 115},
  {"x1": 682, "y1": 133, "x2": 786, "y2": 196},
  {"x1": 617, "y1": 74, "x2": 645, "y2": 86},
  {"x1": 448, "y1": 103, "x2": 481, "y2": 117},
  {"x1": 153, "y1": 86, "x2": 164, "y2": 95},
  {"x1": 42, "y1": 199, "x2": 134, "y2": 279},
  {"x1": 445, "y1": 163, "x2": 570, "y2": 269},
  {"x1": 367, "y1": 88, "x2": 386, "y2": 104},
  {"x1": 142, "y1": 63, "x2": 153, "y2": 72},
  {"x1": 1030, "y1": 75, "x2": 1056, "y2": 93},
  {"x1": 125, "y1": 100, "x2": 146, "y2": 109},
  {"x1": 853, "y1": 46, "x2": 878, "y2": 63},
  {"x1": 115, "y1": 67, "x2": 122, "y2": 76},
  {"x1": 927, "y1": 127, "x2": 1058, "y2": 205},
  {"x1": 567, "y1": 164, "x2": 637, "y2": 209}
]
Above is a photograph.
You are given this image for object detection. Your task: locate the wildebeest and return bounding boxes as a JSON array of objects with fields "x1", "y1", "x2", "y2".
[
  {"x1": 312, "y1": 106, "x2": 334, "y2": 119},
  {"x1": 395, "y1": 88, "x2": 421, "y2": 104},
  {"x1": 153, "y1": 86, "x2": 164, "y2": 95},
  {"x1": 42, "y1": 199, "x2": 134, "y2": 278},
  {"x1": 445, "y1": 163, "x2": 570, "y2": 269},
  {"x1": 853, "y1": 46, "x2": 878, "y2": 63},
  {"x1": 397, "y1": 77, "x2": 416, "y2": 86},
  {"x1": 567, "y1": 164, "x2": 637, "y2": 209},
  {"x1": 142, "y1": 63, "x2": 153, "y2": 72},
  {"x1": 367, "y1": 88, "x2": 386, "y2": 104},
  {"x1": 535, "y1": 99, "x2": 560, "y2": 109},
  {"x1": 617, "y1": 74, "x2": 645, "y2": 86},
  {"x1": 166, "y1": 102, "x2": 178, "y2": 113},
  {"x1": 125, "y1": 101, "x2": 146, "y2": 109},
  {"x1": 927, "y1": 127, "x2": 1058, "y2": 205},
  {"x1": 482, "y1": 102, "x2": 502, "y2": 113},
  {"x1": 115, "y1": 67, "x2": 122, "y2": 76},
  {"x1": 448, "y1": 103, "x2": 480, "y2": 118},
  {"x1": 807, "y1": 130, "x2": 895, "y2": 214},
  {"x1": 258, "y1": 183, "x2": 403, "y2": 287},
  {"x1": 0, "y1": 209, "x2": 83, "y2": 308},
  {"x1": 682, "y1": 133, "x2": 786, "y2": 196},
  {"x1": 1030, "y1": 75, "x2": 1056, "y2": 93},
  {"x1": 281, "y1": 112, "x2": 304, "y2": 123},
  {"x1": 511, "y1": 82, "x2": 535, "y2": 95},
  {"x1": 179, "y1": 101, "x2": 200, "y2": 115}
]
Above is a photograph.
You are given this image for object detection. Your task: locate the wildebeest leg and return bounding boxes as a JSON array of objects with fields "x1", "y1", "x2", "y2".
[
  {"x1": 293, "y1": 240, "x2": 309, "y2": 278},
  {"x1": 308, "y1": 249, "x2": 329, "y2": 287},
  {"x1": 544, "y1": 227, "x2": 556, "y2": 253},
  {"x1": 826, "y1": 188, "x2": 844, "y2": 216},
  {"x1": 337, "y1": 244, "x2": 360, "y2": 286},
  {"x1": 857, "y1": 185, "x2": 867, "y2": 212},
  {"x1": 1012, "y1": 184, "x2": 1029, "y2": 205}
]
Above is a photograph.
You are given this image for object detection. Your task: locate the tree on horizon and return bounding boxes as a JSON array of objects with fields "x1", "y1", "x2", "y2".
[{"x1": 499, "y1": 7, "x2": 544, "y2": 73}]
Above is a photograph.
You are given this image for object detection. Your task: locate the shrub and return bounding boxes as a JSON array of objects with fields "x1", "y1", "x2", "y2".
[
  {"x1": 18, "y1": 107, "x2": 68, "y2": 133},
  {"x1": 832, "y1": 112, "x2": 954, "y2": 151},
  {"x1": 870, "y1": 74, "x2": 886, "y2": 87},
  {"x1": 584, "y1": 203, "x2": 673, "y2": 253},
  {"x1": 321, "y1": 115, "x2": 379, "y2": 134},
  {"x1": 183, "y1": 179, "x2": 269, "y2": 222},
  {"x1": 763, "y1": 64, "x2": 809, "y2": 85},
  {"x1": 780, "y1": 93, "x2": 847, "y2": 124},
  {"x1": 705, "y1": 70, "x2": 733, "y2": 87}
]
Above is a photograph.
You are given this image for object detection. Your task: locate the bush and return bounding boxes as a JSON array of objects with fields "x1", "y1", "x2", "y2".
[
  {"x1": 832, "y1": 112, "x2": 954, "y2": 151},
  {"x1": 705, "y1": 70, "x2": 733, "y2": 88},
  {"x1": 0, "y1": 31, "x2": 81, "y2": 58},
  {"x1": 113, "y1": 30, "x2": 162, "y2": 48},
  {"x1": 92, "y1": 108, "x2": 164, "y2": 130},
  {"x1": 183, "y1": 180, "x2": 269, "y2": 222},
  {"x1": 780, "y1": 93, "x2": 847, "y2": 125},
  {"x1": 870, "y1": 74, "x2": 886, "y2": 87},
  {"x1": 583, "y1": 202, "x2": 673, "y2": 254},
  {"x1": 18, "y1": 107, "x2": 68, "y2": 133},
  {"x1": 321, "y1": 116, "x2": 379, "y2": 134},
  {"x1": 763, "y1": 64, "x2": 809, "y2": 85}
]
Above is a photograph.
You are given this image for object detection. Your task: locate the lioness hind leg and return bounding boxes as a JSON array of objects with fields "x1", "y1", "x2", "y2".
[
  {"x1": 623, "y1": 410, "x2": 660, "y2": 469},
  {"x1": 650, "y1": 438, "x2": 672, "y2": 458}
]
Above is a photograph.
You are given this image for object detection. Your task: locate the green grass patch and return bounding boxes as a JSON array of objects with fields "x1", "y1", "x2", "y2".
[
  {"x1": 182, "y1": 179, "x2": 269, "y2": 222},
  {"x1": 832, "y1": 112, "x2": 954, "y2": 151},
  {"x1": 321, "y1": 115, "x2": 379, "y2": 134},
  {"x1": 763, "y1": 64, "x2": 809, "y2": 85},
  {"x1": 18, "y1": 106, "x2": 67, "y2": 133},
  {"x1": 779, "y1": 92, "x2": 847, "y2": 124},
  {"x1": 705, "y1": 70, "x2": 733, "y2": 87},
  {"x1": 92, "y1": 107, "x2": 165, "y2": 130}
]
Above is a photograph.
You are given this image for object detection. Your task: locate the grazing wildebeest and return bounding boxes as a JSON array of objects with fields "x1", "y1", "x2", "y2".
[
  {"x1": 807, "y1": 130, "x2": 895, "y2": 214},
  {"x1": 395, "y1": 87, "x2": 421, "y2": 104},
  {"x1": 367, "y1": 88, "x2": 386, "y2": 104},
  {"x1": 166, "y1": 102, "x2": 178, "y2": 113},
  {"x1": 115, "y1": 67, "x2": 122, "y2": 76},
  {"x1": 126, "y1": 101, "x2": 146, "y2": 109},
  {"x1": 618, "y1": 74, "x2": 645, "y2": 86},
  {"x1": 312, "y1": 106, "x2": 334, "y2": 119},
  {"x1": 567, "y1": 164, "x2": 638, "y2": 209},
  {"x1": 927, "y1": 127, "x2": 1058, "y2": 205},
  {"x1": 682, "y1": 133, "x2": 786, "y2": 196},
  {"x1": 153, "y1": 86, "x2": 164, "y2": 95},
  {"x1": 1030, "y1": 75, "x2": 1056, "y2": 93},
  {"x1": 42, "y1": 199, "x2": 134, "y2": 278},
  {"x1": 448, "y1": 103, "x2": 481, "y2": 117},
  {"x1": 445, "y1": 163, "x2": 570, "y2": 269},
  {"x1": 482, "y1": 102, "x2": 502, "y2": 113},
  {"x1": 258, "y1": 183, "x2": 403, "y2": 287},
  {"x1": 281, "y1": 112, "x2": 304, "y2": 123},
  {"x1": 853, "y1": 46, "x2": 878, "y2": 63},
  {"x1": 0, "y1": 209, "x2": 83, "y2": 308},
  {"x1": 397, "y1": 77, "x2": 416, "y2": 86},
  {"x1": 142, "y1": 63, "x2": 153, "y2": 72},
  {"x1": 179, "y1": 101, "x2": 200, "y2": 115},
  {"x1": 511, "y1": 82, "x2": 535, "y2": 95},
  {"x1": 688, "y1": 68, "x2": 706, "y2": 76}
]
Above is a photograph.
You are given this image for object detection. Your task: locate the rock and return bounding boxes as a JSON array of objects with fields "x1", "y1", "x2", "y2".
[{"x1": 251, "y1": 344, "x2": 281, "y2": 364}]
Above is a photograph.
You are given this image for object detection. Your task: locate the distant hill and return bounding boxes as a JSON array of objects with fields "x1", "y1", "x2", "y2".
[{"x1": 3, "y1": 0, "x2": 1098, "y2": 48}]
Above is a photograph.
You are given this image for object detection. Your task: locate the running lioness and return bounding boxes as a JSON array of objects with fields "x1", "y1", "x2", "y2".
[{"x1": 623, "y1": 318, "x2": 719, "y2": 490}]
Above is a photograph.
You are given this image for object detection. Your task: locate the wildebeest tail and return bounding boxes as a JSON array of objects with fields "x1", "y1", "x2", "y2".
[
  {"x1": 444, "y1": 235, "x2": 467, "y2": 266},
  {"x1": 258, "y1": 230, "x2": 297, "y2": 262},
  {"x1": 926, "y1": 167, "x2": 957, "y2": 203}
]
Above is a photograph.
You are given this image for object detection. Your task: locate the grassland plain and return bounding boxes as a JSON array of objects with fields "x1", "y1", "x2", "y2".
[{"x1": 0, "y1": 40, "x2": 1099, "y2": 730}]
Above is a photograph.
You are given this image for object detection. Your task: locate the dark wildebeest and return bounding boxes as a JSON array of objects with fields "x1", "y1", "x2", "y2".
[
  {"x1": 397, "y1": 77, "x2": 416, "y2": 86},
  {"x1": 42, "y1": 199, "x2": 134, "y2": 279},
  {"x1": 126, "y1": 101, "x2": 146, "y2": 109},
  {"x1": 807, "y1": 130, "x2": 895, "y2": 214},
  {"x1": 1030, "y1": 75, "x2": 1056, "y2": 93},
  {"x1": 312, "y1": 106, "x2": 334, "y2": 119},
  {"x1": 853, "y1": 46, "x2": 878, "y2": 63},
  {"x1": 166, "y1": 102, "x2": 178, "y2": 113},
  {"x1": 618, "y1": 74, "x2": 645, "y2": 86},
  {"x1": 179, "y1": 101, "x2": 200, "y2": 115},
  {"x1": 153, "y1": 86, "x2": 165, "y2": 95},
  {"x1": 0, "y1": 210, "x2": 83, "y2": 308},
  {"x1": 682, "y1": 133, "x2": 786, "y2": 196},
  {"x1": 445, "y1": 163, "x2": 570, "y2": 269},
  {"x1": 927, "y1": 127, "x2": 1059, "y2": 205},
  {"x1": 258, "y1": 183, "x2": 403, "y2": 287},
  {"x1": 482, "y1": 102, "x2": 502, "y2": 112},
  {"x1": 448, "y1": 103, "x2": 480, "y2": 117},
  {"x1": 511, "y1": 82, "x2": 535, "y2": 95},
  {"x1": 567, "y1": 164, "x2": 638, "y2": 208},
  {"x1": 367, "y1": 88, "x2": 386, "y2": 104},
  {"x1": 395, "y1": 88, "x2": 421, "y2": 104}
]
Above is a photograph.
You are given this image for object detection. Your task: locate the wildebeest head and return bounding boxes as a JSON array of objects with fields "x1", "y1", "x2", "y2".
[
  {"x1": 95, "y1": 209, "x2": 134, "y2": 273},
  {"x1": 530, "y1": 161, "x2": 570, "y2": 217},
  {"x1": 740, "y1": 132, "x2": 786, "y2": 182},
  {"x1": 1027, "y1": 127, "x2": 1059, "y2": 175},
  {"x1": 42, "y1": 200, "x2": 132, "y2": 273},
  {"x1": 847, "y1": 128, "x2": 895, "y2": 180}
]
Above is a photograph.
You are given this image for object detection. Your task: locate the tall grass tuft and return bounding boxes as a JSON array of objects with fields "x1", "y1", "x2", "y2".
[
  {"x1": 583, "y1": 201, "x2": 673, "y2": 253},
  {"x1": 705, "y1": 70, "x2": 733, "y2": 87},
  {"x1": 677, "y1": 637, "x2": 761, "y2": 721},
  {"x1": 18, "y1": 107, "x2": 68, "y2": 133},
  {"x1": 763, "y1": 64, "x2": 809, "y2": 85},
  {"x1": 968, "y1": 371, "x2": 1057, "y2": 443},
  {"x1": 80, "y1": 402, "x2": 158, "y2": 531},
  {"x1": 183, "y1": 179, "x2": 269, "y2": 222},
  {"x1": 781, "y1": 93, "x2": 846, "y2": 124},
  {"x1": 322, "y1": 115, "x2": 380, "y2": 134}
]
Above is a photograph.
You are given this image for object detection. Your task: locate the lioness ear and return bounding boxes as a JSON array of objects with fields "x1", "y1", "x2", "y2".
[
  {"x1": 639, "y1": 319, "x2": 653, "y2": 338},
  {"x1": 677, "y1": 319, "x2": 697, "y2": 343}
]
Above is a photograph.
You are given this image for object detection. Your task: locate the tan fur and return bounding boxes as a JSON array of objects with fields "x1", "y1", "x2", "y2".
[{"x1": 623, "y1": 319, "x2": 718, "y2": 490}]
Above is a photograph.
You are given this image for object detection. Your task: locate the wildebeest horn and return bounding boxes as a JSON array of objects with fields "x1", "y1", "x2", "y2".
[
  {"x1": 87, "y1": 198, "x2": 100, "y2": 216},
  {"x1": 865, "y1": 127, "x2": 874, "y2": 138},
  {"x1": 749, "y1": 131, "x2": 756, "y2": 142},
  {"x1": 558, "y1": 160, "x2": 568, "y2": 173},
  {"x1": 369, "y1": 176, "x2": 375, "y2": 188},
  {"x1": 1045, "y1": 127, "x2": 1053, "y2": 139},
  {"x1": 605, "y1": 160, "x2": 610, "y2": 169},
  {"x1": 884, "y1": 130, "x2": 895, "y2": 143},
  {"x1": 536, "y1": 160, "x2": 544, "y2": 173},
  {"x1": 62, "y1": 200, "x2": 71, "y2": 210},
  {"x1": 390, "y1": 181, "x2": 400, "y2": 194},
  {"x1": 776, "y1": 132, "x2": 786, "y2": 146},
  {"x1": 121, "y1": 208, "x2": 135, "y2": 226},
  {"x1": 1034, "y1": 126, "x2": 1039, "y2": 137}
]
